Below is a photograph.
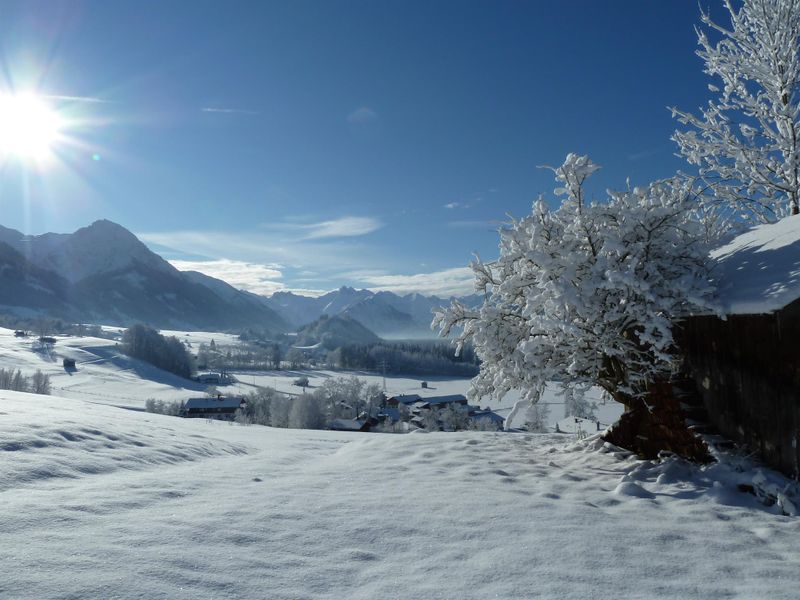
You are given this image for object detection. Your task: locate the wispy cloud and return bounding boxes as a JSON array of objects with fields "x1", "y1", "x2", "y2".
[
  {"x1": 355, "y1": 267, "x2": 475, "y2": 297},
  {"x1": 42, "y1": 94, "x2": 109, "y2": 104},
  {"x1": 201, "y1": 107, "x2": 259, "y2": 115},
  {"x1": 139, "y1": 227, "x2": 380, "y2": 276},
  {"x1": 347, "y1": 106, "x2": 378, "y2": 125},
  {"x1": 444, "y1": 194, "x2": 487, "y2": 210},
  {"x1": 139, "y1": 225, "x2": 472, "y2": 297},
  {"x1": 627, "y1": 147, "x2": 661, "y2": 161},
  {"x1": 301, "y1": 216, "x2": 383, "y2": 240},
  {"x1": 170, "y1": 259, "x2": 284, "y2": 296}
]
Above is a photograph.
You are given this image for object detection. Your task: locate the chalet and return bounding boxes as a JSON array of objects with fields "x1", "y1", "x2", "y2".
[
  {"x1": 13, "y1": 330, "x2": 28, "y2": 338},
  {"x1": 680, "y1": 215, "x2": 800, "y2": 477},
  {"x1": 181, "y1": 395, "x2": 246, "y2": 420}
]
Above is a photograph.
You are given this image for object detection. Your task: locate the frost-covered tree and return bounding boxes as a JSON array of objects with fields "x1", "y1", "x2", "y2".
[
  {"x1": 421, "y1": 409, "x2": 441, "y2": 431},
  {"x1": 289, "y1": 394, "x2": 325, "y2": 429},
  {"x1": 562, "y1": 386, "x2": 596, "y2": 420},
  {"x1": 524, "y1": 402, "x2": 550, "y2": 433},
  {"x1": 672, "y1": 0, "x2": 800, "y2": 223},
  {"x1": 435, "y1": 155, "x2": 716, "y2": 453},
  {"x1": 31, "y1": 370, "x2": 51, "y2": 395},
  {"x1": 438, "y1": 405, "x2": 471, "y2": 431}
]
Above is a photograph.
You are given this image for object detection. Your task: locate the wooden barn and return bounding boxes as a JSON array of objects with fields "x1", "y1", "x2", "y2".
[{"x1": 680, "y1": 215, "x2": 800, "y2": 478}]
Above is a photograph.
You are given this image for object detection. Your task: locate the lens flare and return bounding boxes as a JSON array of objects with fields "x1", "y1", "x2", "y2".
[{"x1": 0, "y1": 93, "x2": 63, "y2": 160}]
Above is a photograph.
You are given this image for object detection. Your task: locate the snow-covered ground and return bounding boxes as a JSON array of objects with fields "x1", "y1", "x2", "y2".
[{"x1": 1, "y1": 390, "x2": 799, "y2": 599}]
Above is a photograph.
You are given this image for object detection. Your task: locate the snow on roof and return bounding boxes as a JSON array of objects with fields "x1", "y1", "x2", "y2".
[
  {"x1": 391, "y1": 394, "x2": 422, "y2": 404},
  {"x1": 423, "y1": 394, "x2": 468, "y2": 406},
  {"x1": 184, "y1": 396, "x2": 244, "y2": 410},
  {"x1": 711, "y1": 214, "x2": 800, "y2": 315}
]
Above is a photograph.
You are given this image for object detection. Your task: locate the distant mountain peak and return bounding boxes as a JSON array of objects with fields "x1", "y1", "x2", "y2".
[{"x1": 0, "y1": 219, "x2": 287, "y2": 331}]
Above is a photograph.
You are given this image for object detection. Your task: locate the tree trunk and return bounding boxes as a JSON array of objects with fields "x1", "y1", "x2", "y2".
[{"x1": 602, "y1": 381, "x2": 711, "y2": 462}]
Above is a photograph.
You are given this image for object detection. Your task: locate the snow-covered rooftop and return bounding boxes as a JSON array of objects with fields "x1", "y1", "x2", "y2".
[
  {"x1": 422, "y1": 394, "x2": 468, "y2": 406},
  {"x1": 711, "y1": 214, "x2": 800, "y2": 315},
  {"x1": 184, "y1": 396, "x2": 244, "y2": 410}
]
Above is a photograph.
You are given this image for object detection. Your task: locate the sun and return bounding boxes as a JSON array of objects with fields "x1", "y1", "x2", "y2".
[{"x1": 0, "y1": 93, "x2": 63, "y2": 160}]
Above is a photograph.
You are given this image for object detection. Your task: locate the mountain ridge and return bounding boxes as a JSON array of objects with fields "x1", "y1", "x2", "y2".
[
  {"x1": 0, "y1": 219, "x2": 475, "y2": 337},
  {"x1": 0, "y1": 220, "x2": 287, "y2": 331}
]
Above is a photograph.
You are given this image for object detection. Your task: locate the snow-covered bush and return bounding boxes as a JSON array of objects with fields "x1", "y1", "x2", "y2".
[
  {"x1": 672, "y1": 0, "x2": 800, "y2": 223},
  {"x1": 144, "y1": 398, "x2": 183, "y2": 416},
  {"x1": 435, "y1": 154, "x2": 716, "y2": 420}
]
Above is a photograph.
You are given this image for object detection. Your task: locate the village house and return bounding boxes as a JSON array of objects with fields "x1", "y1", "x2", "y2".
[{"x1": 181, "y1": 395, "x2": 246, "y2": 420}]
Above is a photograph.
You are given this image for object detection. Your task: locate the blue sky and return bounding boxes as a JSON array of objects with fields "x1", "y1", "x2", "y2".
[{"x1": 0, "y1": 0, "x2": 714, "y2": 296}]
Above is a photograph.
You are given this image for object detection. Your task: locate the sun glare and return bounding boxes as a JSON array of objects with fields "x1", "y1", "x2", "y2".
[{"x1": 0, "y1": 93, "x2": 63, "y2": 160}]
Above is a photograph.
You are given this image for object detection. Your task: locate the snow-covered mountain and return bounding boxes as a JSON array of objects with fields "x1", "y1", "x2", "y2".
[
  {"x1": 0, "y1": 219, "x2": 476, "y2": 336},
  {"x1": 0, "y1": 220, "x2": 171, "y2": 283},
  {"x1": 0, "y1": 241, "x2": 70, "y2": 312},
  {"x1": 267, "y1": 287, "x2": 374, "y2": 328},
  {"x1": 293, "y1": 314, "x2": 381, "y2": 350},
  {"x1": 0, "y1": 220, "x2": 287, "y2": 331},
  {"x1": 266, "y1": 287, "x2": 479, "y2": 338}
]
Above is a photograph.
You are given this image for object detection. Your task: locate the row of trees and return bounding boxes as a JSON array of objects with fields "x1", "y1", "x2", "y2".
[
  {"x1": 325, "y1": 341, "x2": 479, "y2": 376},
  {"x1": 120, "y1": 325, "x2": 194, "y2": 379},
  {"x1": 437, "y1": 0, "x2": 800, "y2": 458},
  {"x1": 0, "y1": 368, "x2": 52, "y2": 395},
  {"x1": 193, "y1": 334, "x2": 479, "y2": 377},
  {"x1": 237, "y1": 376, "x2": 384, "y2": 429}
]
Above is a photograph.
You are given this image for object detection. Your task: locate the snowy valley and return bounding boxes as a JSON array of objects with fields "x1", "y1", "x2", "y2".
[{"x1": 0, "y1": 327, "x2": 799, "y2": 598}]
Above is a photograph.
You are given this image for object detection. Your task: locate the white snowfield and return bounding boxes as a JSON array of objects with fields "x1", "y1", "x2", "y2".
[{"x1": 1, "y1": 391, "x2": 799, "y2": 599}]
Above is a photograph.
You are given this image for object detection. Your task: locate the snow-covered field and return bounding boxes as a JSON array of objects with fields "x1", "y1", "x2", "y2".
[
  {"x1": 0, "y1": 327, "x2": 624, "y2": 429},
  {"x1": 1, "y1": 390, "x2": 799, "y2": 599},
  {"x1": 0, "y1": 327, "x2": 209, "y2": 408}
]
